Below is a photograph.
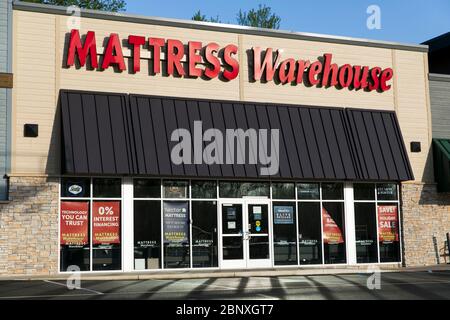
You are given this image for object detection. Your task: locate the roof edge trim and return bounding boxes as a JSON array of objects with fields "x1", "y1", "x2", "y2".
[{"x1": 13, "y1": 0, "x2": 428, "y2": 53}]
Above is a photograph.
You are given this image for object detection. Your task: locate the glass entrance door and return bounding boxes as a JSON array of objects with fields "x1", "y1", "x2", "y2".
[{"x1": 220, "y1": 200, "x2": 272, "y2": 269}]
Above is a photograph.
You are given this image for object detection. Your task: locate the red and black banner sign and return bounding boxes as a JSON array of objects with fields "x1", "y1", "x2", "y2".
[
  {"x1": 92, "y1": 201, "x2": 121, "y2": 245},
  {"x1": 378, "y1": 205, "x2": 399, "y2": 242},
  {"x1": 322, "y1": 207, "x2": 344, "y2": 244},
  {"x1": 60, "y1": 201, "x2": 89, "y2": 246}
]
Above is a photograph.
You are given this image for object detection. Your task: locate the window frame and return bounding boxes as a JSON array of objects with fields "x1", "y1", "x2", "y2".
[
  {"x1": 353, "y1": 182, "x2": 402, "y2": 264},
  {"x1": 59, "y1": 176, "x2": 124, "y2": 273},
  {"x1": 59, "y1": 178, "x2": 402, "y2": 273}
]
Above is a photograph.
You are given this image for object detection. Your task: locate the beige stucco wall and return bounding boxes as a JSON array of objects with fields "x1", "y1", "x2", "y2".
[{"x1": 11, "y1": 10, "x2": 433, "y2": 183}]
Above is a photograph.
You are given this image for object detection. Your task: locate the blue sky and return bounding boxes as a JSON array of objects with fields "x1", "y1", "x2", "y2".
[{"x1": 125, "y1": 0, "x2": 450, "y2": 44}]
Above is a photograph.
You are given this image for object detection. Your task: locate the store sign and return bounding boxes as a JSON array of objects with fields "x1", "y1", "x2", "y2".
[
  {"x1": 65, "y1": 29, "x2": 393, "y2": 92},
  {"x1": 92, "y1": 201, "x2": 121, "y2": 245},
  {"x1": 322, "y1": 208, "x2": 344, "y2": 244},
  {"x1": 68, "y1": 184, "x2": 83, "y2": 195},
  {"x1": 273, "y1": 206, "x2": 294, "y2": 224},
  {"x1": 60, "y1": 201, "x2": 89, "y2": 246},
  {"x1": 378, "y1": 205, "x2": 399, "y2": 242},
  {"x1": 163, "y1": 201, "x2": 189, "y2": 243}
]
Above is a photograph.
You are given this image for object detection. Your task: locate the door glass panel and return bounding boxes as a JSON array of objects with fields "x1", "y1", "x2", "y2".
[
  {"x1": 222, "y1": 237, "x2": 243, "y2": 260},
  {"x1": 222, "y1": 204, "x2": 242, "y2": 234},
  {"x1": 247, "y1": 204, "x2": 268, "y2": 234},
  {"x1": 249, "y1": 236, "x2": 269, "y2": 259},
  {"x1": 298, "y1": 202, "x2": 322, "y2": 264},
  {"x1": 273, "y1": 202, "x2": 297, "y2": 265}
]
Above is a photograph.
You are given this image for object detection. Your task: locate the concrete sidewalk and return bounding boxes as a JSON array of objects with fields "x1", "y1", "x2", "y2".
[{"x1": 1, "y1": 263, "x2": 448, "y2": 281}]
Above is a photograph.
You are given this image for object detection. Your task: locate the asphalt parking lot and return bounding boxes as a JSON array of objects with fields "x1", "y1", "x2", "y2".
[{"x1": 0, "y1": 270, "x2": 449, "y2": 300}]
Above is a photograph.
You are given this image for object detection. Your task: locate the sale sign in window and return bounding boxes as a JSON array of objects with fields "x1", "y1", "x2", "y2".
[
  {"x1": 378, "y1": 205, "x2": 399, "y2": 242},
  {"x1": 60, "y1": 201, "x2": 89, "y2": 246},
  {"x1": 92, "y1": 201, "x2": 121, "y2": 245}
]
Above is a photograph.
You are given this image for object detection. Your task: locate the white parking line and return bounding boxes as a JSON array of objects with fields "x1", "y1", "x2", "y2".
[{"x1": 43, "y1": 280, "x2": 104, "y2": 295}]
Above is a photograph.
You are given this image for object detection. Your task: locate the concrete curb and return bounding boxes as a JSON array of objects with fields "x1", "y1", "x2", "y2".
[{"x1": 0, "y1": 265, "x2": 411, "y2": 281}]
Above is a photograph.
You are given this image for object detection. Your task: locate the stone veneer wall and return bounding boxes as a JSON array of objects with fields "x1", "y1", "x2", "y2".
[
  {"x1": 0, "y1": 176, "x2": 59, "y2": 275},
  {"x1": 402, "y1": 183, "x2": 450, "y2": 266}
]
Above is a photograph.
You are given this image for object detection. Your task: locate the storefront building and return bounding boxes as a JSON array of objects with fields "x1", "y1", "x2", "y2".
[
  {"x1": 419, "y1": 32, "x2": 450, "y2": 265},
  {"x1": 0, "y1": 1, "x2": 446, "y2": 275}
]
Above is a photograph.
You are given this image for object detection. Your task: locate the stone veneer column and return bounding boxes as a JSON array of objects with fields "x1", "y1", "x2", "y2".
[
  {"x1": 401, "y1": 182, "x2": 450, "y2": 266},
  {"x1": 0, "y1": 176, "x2": 59, "y2": 275}
]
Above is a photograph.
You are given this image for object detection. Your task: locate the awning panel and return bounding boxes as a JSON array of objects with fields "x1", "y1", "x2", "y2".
[
  {"x1": 433, "y1": 138, "x2": 450, "y2": 192},
  {"x1": 61, "y1": 91, "x2": 134, "y2": 175}
]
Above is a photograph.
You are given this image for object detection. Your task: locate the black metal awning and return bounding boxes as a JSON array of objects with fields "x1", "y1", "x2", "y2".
[
  {"x1": 432, "y1": 138, "x2": 450, "y2": 192},
  {"x1": 60, "y1": 90, "x2": 414, "y2": 181}
]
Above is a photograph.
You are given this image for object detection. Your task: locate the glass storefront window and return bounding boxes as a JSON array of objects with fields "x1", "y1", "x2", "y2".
[
  {"x1": 61, "y1": 177, "x2": 90, "y2": 198},
  {"x1": 134, "y1": 200, "x2": 161, "y2": 270},
  {"x1": 163, "y1": 201, "x2": 190, "y2": 268},
  {"x1": 191, "y1": 180, "x2": 217, "y2": 199},
  {"x1": 273, "y1": 202, "x2": 297, "y2": 265},
  {"x1": 92, "y1": 200, "x2": 121, "y2": 270},
  {"x1": 297, "y1": 183, "x2": 320, "y2": 200},
  {"x1": 163, "y1": 180, "x2": 188, "y2": 198},
  {"x1": 247, "y1": 204, "x2": 270, "y2": 260},
  {"x1": 377, "y1": 184, "x2": 398, "y2": 201},
  {"x1": 221, "y1": 203, "x2": 244, "y2": 260},
  {"x1": 60, "y1": 178, "x2": 401, "y2": 271},
  {"x1": 354, "y1": 183, "x2": 375, "y2": 201},
  {"x1": 378, "y1": 203, "x2": 400, "y2": 262},
  {"x1": 60, "y1": 200, "x2": 90, "y2": 271},
  {"x1": 354, "y1": 203, "x2": 378, "y2": 263},
  {"x1": 93, "y1": 178, "x2": 121, "y2": 198},
  {"x1": 219, "y1": 181, "x2": 269, "y2": 198},
  {"x1": 323, "y1": 202, "x2": 346, "y2": 264},
  {"x1": 322, "y1": 183, "x2": 344, "y2": 200},
  {"x1": 60, "y1": 177, "x2": 122, "y2": 272},
  {"x1": 298, "y1": 202, "x2": 322, "y2": 264},
  {"x1": 134, "y1": 179, "x2": 161, "y2": 198},
  {"x1": 272, "y1": 183, "x2": 295, "y2": 199},
  {"x1": 192, "y1": 201, "x2": 218, "y2": 268}
]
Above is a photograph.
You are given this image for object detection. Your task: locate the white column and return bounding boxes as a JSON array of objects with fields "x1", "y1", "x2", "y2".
[
  {"x1": 344, "y1": 182, "x2": 357, "y2": 265},
  {"x1": 122, "y1": 177, "x2": 134, "y2": 272}
]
